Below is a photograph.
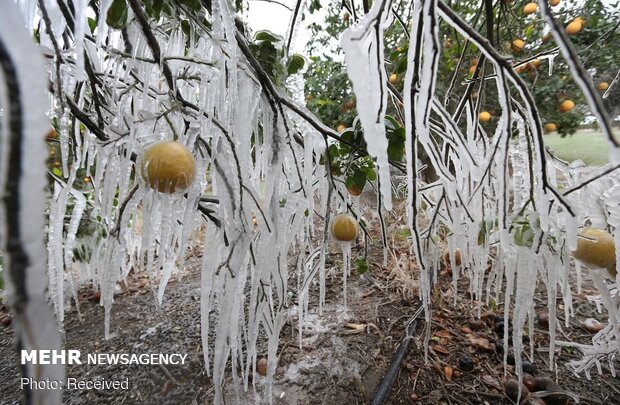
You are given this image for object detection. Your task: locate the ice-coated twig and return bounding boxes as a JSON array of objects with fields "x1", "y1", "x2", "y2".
[{"x1": 0, "y1": 6, "x2": 64, "y2": 403}]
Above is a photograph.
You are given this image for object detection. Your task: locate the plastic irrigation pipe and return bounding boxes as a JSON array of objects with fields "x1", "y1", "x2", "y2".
[{"x1": 370, "y1": 304, "x2": 424, "y2": 405}]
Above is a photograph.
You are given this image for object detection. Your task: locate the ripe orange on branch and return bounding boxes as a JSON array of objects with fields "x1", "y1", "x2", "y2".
[
  {"x1": 559, "y1": 99, "x2": 575, "y2": 113},
  {"x1": 566, "y1": 20, "x2": 583, "y2": 35},
  {"x1": 389, "y1": 73, "x2": 399, "y2": 84},
  {"x1": 140, "y1": 141, "x2": 196, "y2": 193},
  {"x1": 331, "y1": 213, "x2": 358, "y2": 242},
  {"x1": 597, "y1": 82, "x2": 609, "y2": 91},
  {"x1": 523, "y1": 3, "x2": 538, "y2": 15},
  {"x1": 572, "y1": 228, "x2": 617, "y2": 278},
  {"x1": 544, "y1": 123, "x2": 557, "y2": 133},
  {"x1": 479, "y1": 111, "x2": 492, "y2": 122},
  {"x1": 511, "y1": 39, "x2": 525, "y2": 54}
]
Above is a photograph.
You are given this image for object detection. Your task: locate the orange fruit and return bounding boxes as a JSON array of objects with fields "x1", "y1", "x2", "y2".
[
  {"x1": 572, "y1": 228, "x2": 617, "y2": 278},
  {"x1": 347, "y1": 185, "x2": 363, "y2": 196},
  {"x1": 523, "y1": 2, "x2": 538, "y2": 15},
  {"x1": 83, "y1": 177, "x2": 91, "y2": 183},
  {"x1": 544, "y1": 123, "x2": 557, "y2": 133},
  {"x1": 140, "y1": 141, "x2": 196, "y2": 193},
  {"x1": 46, "y1": 128, "x2": 57, "y2": 140},
  {"x1": 479, "y1": 111, "x2": 492, "y2": 122},
  {"x1": 529, "y1": 59, "x2": 542, "y2": 69},
  {"x1": 389, "y1": 73, "x2": 398, "y2": 84},
  {"x1": 468, "y1": 65, "x2": 477, "y2": 76},
  {"x1": 542, "y1": 32, "x2": 553, "y2": 43},
  {"x1": 550, "y1": 0, "x2": 560, "y2": 6},
  {"x1": 331, "y1": 213, "x2": 358, "y2": 242},
  {"x1": 337, "y1": 124, "x2": 347, "y2": 133},
  {"x1": 512, "y1": 39, "x2": 525, "y2": 53},
  {"x1": 597, "y1": 82, "x2": 609, "y2": 91},
  {"x1": 257, "y1": 358, "x2": 268, "y2": 376},
  {"x1": 559, "y1": 99, "x2": 575, "y2": 113},
  {"x1": 566, "y1": 21, "x2": 582, "y2": 35}
]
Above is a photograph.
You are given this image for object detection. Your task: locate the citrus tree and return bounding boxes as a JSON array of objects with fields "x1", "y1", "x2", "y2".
[{"x1": 1, "y1": 0, "x2": 619, "y2": 404}]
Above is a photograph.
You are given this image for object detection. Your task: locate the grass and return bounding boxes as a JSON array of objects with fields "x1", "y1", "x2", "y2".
[{"x1": 544, "y1": 129, "x2": 610, "y2": 166}]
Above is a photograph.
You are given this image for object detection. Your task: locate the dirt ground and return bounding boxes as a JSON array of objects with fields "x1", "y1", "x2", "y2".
[{"x1": 1, "y1": 198, "x2": 620, "y2": 404}]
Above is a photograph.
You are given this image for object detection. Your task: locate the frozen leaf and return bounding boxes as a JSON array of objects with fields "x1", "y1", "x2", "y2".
[
  {"x1": 106, "y1": 0, "x2": 128, "y2": 29},
  {"x1": 287, "y1": 54, "x2": 305, "y2": 75}
]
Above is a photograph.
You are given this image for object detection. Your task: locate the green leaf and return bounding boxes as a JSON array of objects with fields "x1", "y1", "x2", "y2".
[
  {"x1": 365, "y1": 168, "x2": 377, "y2": 181},
  {"x1": 308, "y1": 0, "x2": 321, "y2": 13},
  {"x1": 106, "y1": 0, "x2": 128, "y2": 29},
  {"x1": 287, "y1": 54, "x2": 305, "y2": 75},
  {"x1": 355, "y1": 258, "x2": 369, "y2": 274},
  {"x1": 87, "y1": 17, "x2": 97, "y2": 34},
  {"x1": 255, "y1": 30, "x2": 284, "y2": 44},
  {"x1": 52, "y1": 167, "x2": 62, "y2": 177}
]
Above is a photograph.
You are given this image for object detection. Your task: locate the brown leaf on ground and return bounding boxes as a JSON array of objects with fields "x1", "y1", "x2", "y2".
[
  {"x1": 582, "y1": 318, "x2": 605, "y2": 333},
  {"x1": 467, "y1": 333, "x2": 493, "y2": 351},
  {"x1": 435, "y1": 329, "x2": 452, "y2": 339},
  {"x1": 432, "y1": 345, "x2": 449, "y2": 355},
  {"x1": 444, "y1": 365, "x2": 453, "y2": 382},
  {"x1": 460, "y1": 326, "x2": 472, "y2": 334}
]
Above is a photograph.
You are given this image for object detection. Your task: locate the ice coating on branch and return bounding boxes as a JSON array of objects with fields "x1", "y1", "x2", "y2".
[
  {"x1": 341, "y1": 0, "x2": 393, "y2": 211},
  {"x1": 0, "y1": 5, "x2": 64, "y2": 403}
]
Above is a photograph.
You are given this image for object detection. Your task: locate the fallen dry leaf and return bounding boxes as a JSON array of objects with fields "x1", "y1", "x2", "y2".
[
  {"x1": 435, "y1": 329, "x2": 452, "y2": 339},
  {"x1": 583, "y1": 318, "x2": 605, "y2": 333},
  {"x1": 467, "y1": 333, "x2": 493, "y2": 351},
  {"x1": 432, "y1": 345, "x2": 450, "y2": 355},
  {"x1": 460, "y1": 326, "x2": 472, "y2": 334},
  {"x1": 444, "y1": 365, "x2": 453, "y2": 382},
  {"x1": 482, "y1": 374, "x2": 501, "y2": 389},
  {"x1": 342, "y1": 323, "x2": 366, "y2": 335}
]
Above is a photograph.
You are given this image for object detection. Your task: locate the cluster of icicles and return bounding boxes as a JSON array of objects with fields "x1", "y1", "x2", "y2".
[{"x1": 9, "y1": 0, "x2": 620, "y2": 403}]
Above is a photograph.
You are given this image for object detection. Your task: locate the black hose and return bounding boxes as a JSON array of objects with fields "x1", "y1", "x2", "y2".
[{"x1": 370, "y1": 305, "x2": 424, "y2": 405}]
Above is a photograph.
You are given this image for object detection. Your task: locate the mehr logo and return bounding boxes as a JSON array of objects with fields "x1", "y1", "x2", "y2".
[{"x1": 21, "y1": 350, "x2": 82, "y2": 365}]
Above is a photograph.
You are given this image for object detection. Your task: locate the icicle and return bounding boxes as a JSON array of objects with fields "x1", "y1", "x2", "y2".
[{"x1": 340, "y1": 0, "x2": 393, "y2": 210}]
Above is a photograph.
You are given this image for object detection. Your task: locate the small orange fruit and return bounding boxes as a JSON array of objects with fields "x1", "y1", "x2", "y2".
[
  {"x1": 83, "y1": 177, "x2": 91, "y2": 183},
  {"x1": 389, "y1": 73, "x2": 398, "y2": 84},
  {"x1": 347, "y1": 185, "x2": 363, "y2": 196},
  {"x1": 479, "y1": 111, "x2": 492, "y2": 122},
  {"x1": 559, "y1": 99, "x2": 575, "y2": 113},
  {"x1": 331, "y1": 213, "x2": 358, "y2": 242},
  {"x1": 257, "y1": 358, "x2": 268, "y2": 376},
  {"x1": 597, "y1": 82, "x2": 609, "y2": 91},
  {"x1": 566, "y1": 21, "x2": 582, "y2": 35},
  {"x1": 140, "y1": 141, "x2": 196, "y2": 193},
  {"x1": 337, "y1": 124, "x2": 347, "y2": 133},
  {"x1": 523, "y1": 2, "x2": 538, "y2": 15},
  {"x1": 468, "y1": 65, "x2": 477, "y2": 76},
  {"x1": 544, "y1": 123, "x2": 557, "y2": 133},
  {"x1": 511, "y1": 39, "x2": 525, "y2": 53},
  {"x1": 529, "y1": 59, "x2": 542, "y2": 69},
  {"x1": 572, "y1": 228, "x2": 617, "y2": 278},
  {"x1": 550, "y1": 0, "x2": 560, "y2": 6}
]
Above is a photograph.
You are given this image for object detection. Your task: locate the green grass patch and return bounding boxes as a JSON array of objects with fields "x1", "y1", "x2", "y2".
[{"x1": 544, "y1": 129, "x2": 610, "y2": 166}]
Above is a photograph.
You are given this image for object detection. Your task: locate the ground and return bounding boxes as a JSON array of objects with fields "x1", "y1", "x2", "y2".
[
  {"x1": 1, "y1": 195, "x2": 620, "y2": 404},
  {"x1": 544, "y1": 129, "x2": 610, "y2": 166}
]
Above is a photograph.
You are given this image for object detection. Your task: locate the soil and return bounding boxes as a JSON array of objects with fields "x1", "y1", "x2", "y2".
[{"x1": 1, "y1": 196, "x2": 620, "y2": 404}]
